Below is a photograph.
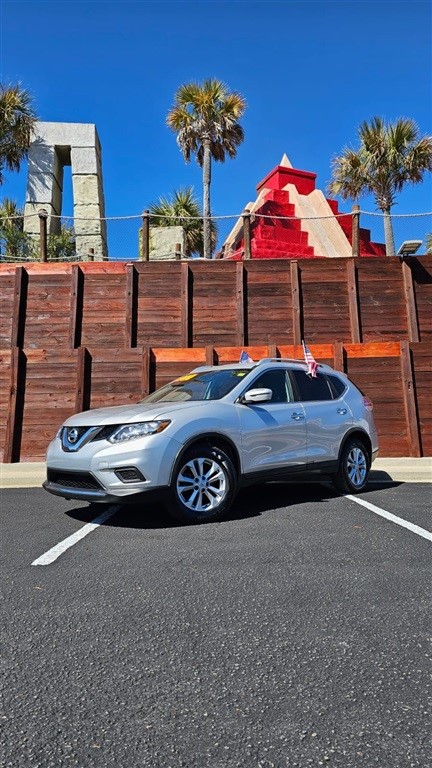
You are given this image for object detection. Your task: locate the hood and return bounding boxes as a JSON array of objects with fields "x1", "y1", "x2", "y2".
[{"x1": 63, "y1": 400, "x2": 217, "y2": 427}]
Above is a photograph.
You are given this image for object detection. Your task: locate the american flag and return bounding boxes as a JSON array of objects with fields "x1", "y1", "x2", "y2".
[
  {"x1": 302, "y1": 341, "x2": 318, "y2": 378},
  {"x1": 239, "y1": 350, "x2": 254, "y2": 363}
]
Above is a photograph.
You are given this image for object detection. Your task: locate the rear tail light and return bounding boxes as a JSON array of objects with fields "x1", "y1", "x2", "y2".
[{"x1": 362, "y1": 396, "x2": 373, "y2": 411}]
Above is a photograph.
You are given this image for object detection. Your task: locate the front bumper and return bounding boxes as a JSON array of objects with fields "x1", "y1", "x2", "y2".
[
  {"x1": 44, "y1": 431, "x2": 182, "y2": 502},
  {"x1": 43, "y1": 479, "x2": 120, "y2": 504}
]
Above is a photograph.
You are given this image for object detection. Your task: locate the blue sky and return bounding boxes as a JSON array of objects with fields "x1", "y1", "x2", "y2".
[{"x1": 1, "y1": 0, "x2": 431, "y2": 256}]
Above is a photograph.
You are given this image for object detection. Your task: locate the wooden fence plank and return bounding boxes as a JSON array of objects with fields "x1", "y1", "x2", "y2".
[
  {"x1": 401, "y1": 257, "x2": 420, "y2": 343},
  {"x1": 344, "y1": 342, "x2": 401, "y2": 358},
  {"x1": 141, "y1": 347, "x2": 150, "y2": 398},
  {"x1": 11, "y1": 267, "x2": 28, "y2": 348},
  {"x1": 236, "y1": 262, "x2": 245, "y2": 346},
  {"x1": 125, "y1": 263, "x2": 137, "y2": 348},
  {"x1": 181, "y1": 262, "x2": 190, "y2": 347},
  {"x1": 290, "y1": 261, "x2": 301, "y2": 345},
  {"x1": 3, "y1": 347, "x2": 25, "y2": 462},
  {"x1": 400, "y1": 340, "x2": 421, "y2": 457},
  {"x1": 69, "y1": 265, "x2": 84, "y2": 348},
  {"x1": 151, "y1": 347, "x2": 208, "y2": 363},
  {"x1": 346, "y1": 259, "x2": 361, "y2": 343},
  {"x1": 75, "y1": 347, "x2": 91, "y2": 413},
  {"x1": 333, "y1": 341, "x2": 345, "y2": 372}
]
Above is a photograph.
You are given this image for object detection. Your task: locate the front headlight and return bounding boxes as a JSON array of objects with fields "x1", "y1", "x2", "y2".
[{"x1": 108, "y1": 420, "x2": 171, "y2": 444}]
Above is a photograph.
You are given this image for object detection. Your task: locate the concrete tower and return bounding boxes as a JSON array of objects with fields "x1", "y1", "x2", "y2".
[{"x1": 24, "y1": 122, "x2": 108, "y2": 260}]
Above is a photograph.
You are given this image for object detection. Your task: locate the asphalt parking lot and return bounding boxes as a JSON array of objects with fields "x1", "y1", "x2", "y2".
[{"x1": 1, "y1": 480, "x2": 431, "y2": 768}]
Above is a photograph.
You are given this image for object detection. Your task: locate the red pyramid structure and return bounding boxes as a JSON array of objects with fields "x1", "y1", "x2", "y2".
[{"x1": 221, "y1": 155, "x2": 385, "y2": 259}]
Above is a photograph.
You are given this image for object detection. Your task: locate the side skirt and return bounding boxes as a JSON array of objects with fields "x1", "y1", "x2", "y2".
[{"x1": 239, "y1": 461, "x2": 339, "y2": 488}]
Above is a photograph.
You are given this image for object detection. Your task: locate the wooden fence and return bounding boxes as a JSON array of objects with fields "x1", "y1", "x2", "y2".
[
  {"x1": 0, "y1": 256, "x2": 431, "y2": 461},
  {"x1": 1, "y1": 341, "x2": 430, "y2": 462}
]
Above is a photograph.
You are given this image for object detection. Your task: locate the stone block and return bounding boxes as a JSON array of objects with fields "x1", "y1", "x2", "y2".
[
  {"x1": 27, "y1": 142, "x2": 56, "y2": 175},
  {"x1": 148, "y1": 226, "x2": 185, "y2": 260},
  {"x1": 74, "y1": 204, "x2": 104, "y2": 236},
  {"x1": 34, "y1": 121, "x2": 99, "y2": 148},
  {"x1": 71, "y1": 147, "x2": 101, "y2": 175},
  {"x1": 72, "y1": 174, "x2": 103, "y2": 206},
  {"x1": 23, "y1": 203, "x2": 60, "y2": 235},
  {"x1": 75, "y1": 234, "x2": 108, "y2": 261},
  {"x1": 25, "y1": 172, "x2": 62, "y2": 211}
]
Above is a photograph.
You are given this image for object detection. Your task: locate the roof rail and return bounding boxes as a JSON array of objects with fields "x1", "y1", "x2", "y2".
[
  {"x1": 257, "y1": 357, "x2": 304, "y2": 365},
  {"x1": 257, "y1": 357, "x2": 326, "y2": 369}
]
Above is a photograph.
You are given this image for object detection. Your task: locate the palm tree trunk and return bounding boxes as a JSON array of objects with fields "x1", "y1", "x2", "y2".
[
  {"x1": 383, "y1": 207, "x2": 396, "y2": 257},
  {"x1": 202, "y1": 139, "x2": 212, "y2": 259}
]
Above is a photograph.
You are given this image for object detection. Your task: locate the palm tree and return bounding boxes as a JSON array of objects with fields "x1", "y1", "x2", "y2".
[
  {"x1": 149, "y1": 187, "x2": 218, "y2": 258},
  {"x1": 328, "y1": 117, "x2": 432, "y2": 256},
  {"x1": 0, "y1": 199, "x2": 76, "y2": 261},
  {"x1": 47, "y1": 224, "x2": 76, "y2": 261},
  {"x1": 167, "y1": 79, "x2": 246, "y2": 259},
  {"x1": 0, "y1": 83, "x2": 37, "y2": 185},
  {"x1": 0, "y1": 198, "x2": 34, "y2": 260}
]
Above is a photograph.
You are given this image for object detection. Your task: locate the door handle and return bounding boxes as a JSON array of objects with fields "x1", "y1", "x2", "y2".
[
  {"x1": 337, "y1": 408, "x2": 347, "y2": 415},
  {"x1": 291, "y1": 412, "x2": 305, "y2": 420}
]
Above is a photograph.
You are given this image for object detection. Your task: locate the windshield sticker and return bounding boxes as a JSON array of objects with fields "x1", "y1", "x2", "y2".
[
  {"x1": 174, "y1": 373, "x2": 198, "y2": 383},
  {"x1": 234, "y1": 371, "x2": 247, "y2": 377}
]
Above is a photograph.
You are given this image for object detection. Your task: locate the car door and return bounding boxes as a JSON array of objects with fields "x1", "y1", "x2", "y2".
[
  {"x1": 289, "y1": 369, "x2": 353, "y2": 464},
  {"x1": 236, "y1": 368, "x2": 307, "y2": 474}
]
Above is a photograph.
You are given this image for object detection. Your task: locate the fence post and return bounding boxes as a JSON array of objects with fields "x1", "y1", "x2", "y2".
[
  {"x1": 346, "y1": 259, "x2": 361, "y2": 343},
  {"x1": 290, "y1": 260, "x2": 302, "y2": 345},
  {"x1": 181, "y1": 262, "x2": 191, "y2": 347},
  {"x1": 39, "y1": 209, "x2": 48, "y2": 262},
  {"x1": 242, "y1": 210, "x2": 252, "y2": 260},
  {"x1": 236, "y1": 262, "x2": 245, "y2": 345},
  {"x1": 125, "y1": 263, "x2": 138, "y2": 348},
  {"x1": 401, "y1": 256, "x2": 420, "y2": 343},
  {"x1": 400, "y1": 340, "x2": 421, "y2": 457},
  {"x1": 3, "y1": 348, "x2": 26, "y2": 463},
  {"x1": 11, "y1": 266, "x2": 28, "y2": 348},
  {"x1": 175, "y1": 243, "x2": 182, "y2": 260},
  {"x1": 87, "y1": 248, "x2": 95, "y2": 262},
  {"x1": 140, "y1": 210, "x2": 150, "y2": 261},
  {"x1": 351, "y1": 204, "x2": 360, "y2": 258}
]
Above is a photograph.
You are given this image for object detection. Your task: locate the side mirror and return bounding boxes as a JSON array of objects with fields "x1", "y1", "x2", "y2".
[{"x1": 241, "y1": 388, "x2": 273, "y2": 404}]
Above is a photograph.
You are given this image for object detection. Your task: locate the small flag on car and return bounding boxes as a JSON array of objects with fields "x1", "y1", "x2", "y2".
[
  {"x1": 239, "y1": 350, "x2": 254, "y2": 363},
  {"x1": 302, "y1": 340, "x2": 318, "y2": 377}
]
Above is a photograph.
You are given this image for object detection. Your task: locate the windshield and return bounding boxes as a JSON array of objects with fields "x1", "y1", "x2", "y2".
[{"x1": 141, "y1": 368, "x2": 251, "y2": 404}]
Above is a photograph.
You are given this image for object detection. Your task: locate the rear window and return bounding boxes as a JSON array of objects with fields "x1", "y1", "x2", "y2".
[
  {"x1": 326, "y1": 375, "x2": 347, "y2": 399},
  {"x1": 290, "y1": 369, "x2": 333, "y2": 402}
]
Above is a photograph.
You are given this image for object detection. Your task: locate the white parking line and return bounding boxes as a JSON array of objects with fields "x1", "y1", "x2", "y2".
[
  {"x1": 31, "y1": 505, "x2": 120, "y2": 566},
  {"x1": 346, "y1": 495, "x2": 432, "y2": 542}
]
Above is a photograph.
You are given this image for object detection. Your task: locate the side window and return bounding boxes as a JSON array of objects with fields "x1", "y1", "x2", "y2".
[
  {"x1": 247, "y1": 370, "x2": 291, "y2": 404},
  {"x1": 290, "y1": 369, "x2": 333, "y2": 402},
  {"x1": 326, "y1": 375, "x2": 347, "y2": 399}
]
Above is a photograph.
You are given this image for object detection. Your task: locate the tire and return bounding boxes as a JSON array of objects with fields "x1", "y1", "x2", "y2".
[
  {"x1": 166, "y1": 442, "x2": 237, "y2": 524},
  {"x1": 332, "y1": 438, "x2": 370, "y2": 494}
]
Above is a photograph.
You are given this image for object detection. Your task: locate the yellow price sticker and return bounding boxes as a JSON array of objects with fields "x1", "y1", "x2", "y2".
[{"x1": 174, "y1": 373, "x2": 198, "y2": 383}]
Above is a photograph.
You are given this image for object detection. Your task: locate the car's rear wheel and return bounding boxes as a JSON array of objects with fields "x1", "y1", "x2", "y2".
[
  {"x1": 332, "y1": 438, "x2": 370, "y2": 494},
  {"x1": 166, "y1": 442, "x2": 237, "y2": 524}
]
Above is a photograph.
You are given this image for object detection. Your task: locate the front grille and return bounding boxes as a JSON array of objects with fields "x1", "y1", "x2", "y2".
[
  {"x1": 47, "y1": 469, "x2": 102, "y2": 490},
  {"x1": 91, "y1": 425, "x2": 118, "y2": 442}
]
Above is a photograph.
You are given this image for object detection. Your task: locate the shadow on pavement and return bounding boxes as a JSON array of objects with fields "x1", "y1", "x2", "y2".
[{"x1": 65, "y1": 480, "x2": 373, "y2": 530}]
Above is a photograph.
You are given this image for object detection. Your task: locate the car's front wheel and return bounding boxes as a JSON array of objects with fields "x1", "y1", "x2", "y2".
[
  {"x1": 332, "y1": 438, "x2": 370, "y2": 494},
  {"x1": 167, "y1": 443, "x2": 237, "y2": 524}
]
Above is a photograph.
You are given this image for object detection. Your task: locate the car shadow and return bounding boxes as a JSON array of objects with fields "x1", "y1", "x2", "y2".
[{"x1": 64, "y1": 479, "x2": 394, "y2": 530}]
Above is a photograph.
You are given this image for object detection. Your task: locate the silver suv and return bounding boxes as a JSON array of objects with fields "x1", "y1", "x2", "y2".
[{"x1": 44, "y1": 358, "x2": 378, "y2": 524}]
